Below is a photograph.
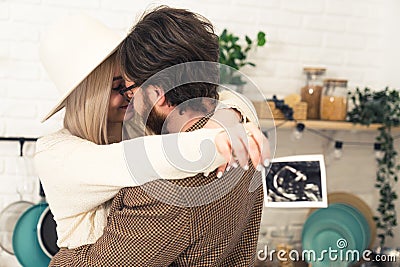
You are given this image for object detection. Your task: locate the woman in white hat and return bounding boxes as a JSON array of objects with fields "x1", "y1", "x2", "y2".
[{"x1": 34, "y1": 14, "x2": 270, "y2": 250}]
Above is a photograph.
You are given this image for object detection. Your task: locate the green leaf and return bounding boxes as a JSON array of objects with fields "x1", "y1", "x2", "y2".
[
  {"x1": 245, "y1": 35, "x2": 252, "y2": 45},
  {"x1": 257, "y1": 31, "x2": 266, "y2": 41},
  {"x1": 258, "y1": 37, "x2": 266, "y2": 46},
  {"x1": 219, "y1": 50, "x2": 226, "y2": 61},
  {"x1": 220, "y1": 29, "x2": 227, "y2": 40}
]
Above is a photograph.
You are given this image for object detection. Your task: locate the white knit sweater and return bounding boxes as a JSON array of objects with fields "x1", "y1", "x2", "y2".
[{"x1": 34, "y1": 90, "x2": 258, "y2": 249}]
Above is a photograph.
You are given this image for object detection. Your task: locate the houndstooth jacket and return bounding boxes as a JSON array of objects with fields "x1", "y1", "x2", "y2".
[{"x1": 49, "y1": 116, "x2": 263, "y2": 267}]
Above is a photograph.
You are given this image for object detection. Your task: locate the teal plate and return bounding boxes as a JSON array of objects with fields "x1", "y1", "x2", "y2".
[
  {"x1": 333, "y1": 203, "x2": 370, "y2": 250},
  {"x1": 302, "y1": 203, "x2": 370, "y2": 267},
  {"x1": 12, "y1": 202, "x2": 51, "y2": 267},
  {"x1": 302, "y1": 217, "x2": 356, "y2": 266}
]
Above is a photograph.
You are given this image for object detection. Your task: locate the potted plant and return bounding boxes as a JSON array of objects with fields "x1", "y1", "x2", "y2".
[
  {"x1": 348, "y1": 87, "x2": 400, "y2": 248},
  {"x1": 218, "y1": 29, "x2": 266, "y2": 92}
]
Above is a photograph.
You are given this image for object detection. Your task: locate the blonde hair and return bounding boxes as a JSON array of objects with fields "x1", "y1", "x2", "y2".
[{"x1": 64, "y1": 53, "x2": 117, "y2": 145}]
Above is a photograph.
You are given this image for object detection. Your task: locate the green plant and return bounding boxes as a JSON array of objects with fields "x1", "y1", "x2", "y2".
[
  {"x1": 348, "y1": 87, "x2": 400, "y2": 247},
  {"x1": 218, "y1": 29, "x2": 266, "y2": 85}
]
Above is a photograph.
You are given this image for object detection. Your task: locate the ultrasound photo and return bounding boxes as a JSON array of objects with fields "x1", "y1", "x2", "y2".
[{"x1": 263, "y1": 155, "x2": 327, "y2": 208}]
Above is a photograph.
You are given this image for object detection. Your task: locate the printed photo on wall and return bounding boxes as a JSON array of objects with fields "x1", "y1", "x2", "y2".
[{"x1": 262, "y1": 154, "x2": 327, "y2": 208}]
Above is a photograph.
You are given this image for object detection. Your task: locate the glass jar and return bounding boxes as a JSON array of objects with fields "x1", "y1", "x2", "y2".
[
  {"x1": 300, "y1": 67, "x2": 326, "y2": 120},
  {"x1": 270, "y1": 226, "x2": 295, "y2": 267},
  {"x1": 320, "y1": 79, "x2": 348, "y2": 121}
]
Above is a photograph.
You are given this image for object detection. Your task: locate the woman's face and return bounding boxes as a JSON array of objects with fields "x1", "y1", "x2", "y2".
[{"x1": 107, "y1": 67, "x2": 130, "y2": 123}]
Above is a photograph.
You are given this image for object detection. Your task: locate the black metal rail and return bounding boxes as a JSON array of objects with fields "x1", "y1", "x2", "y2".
[{"x1": 0, "y1": 137, "x2": 38, "y2": 156}]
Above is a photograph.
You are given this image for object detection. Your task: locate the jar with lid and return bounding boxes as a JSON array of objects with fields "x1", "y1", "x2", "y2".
[
  {"x1": 320, "y1": 79, "x2": 348, "y2": 121},
  {"x1": 300, "y1": 67, "x2": 326, "y2": 120}
]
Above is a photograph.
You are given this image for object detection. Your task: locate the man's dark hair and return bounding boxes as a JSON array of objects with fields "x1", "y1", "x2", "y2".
[{"x1": 118, "y1": 6, "x2": 220, "y2": 108}]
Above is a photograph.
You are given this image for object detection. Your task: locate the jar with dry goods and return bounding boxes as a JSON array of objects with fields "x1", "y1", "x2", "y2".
[
  {"x1": 300, "y1": 67, "x2": 326, "y2": 120},
  {"x1": 320, "y1": 79, "x2": 348, "y2": 121}
]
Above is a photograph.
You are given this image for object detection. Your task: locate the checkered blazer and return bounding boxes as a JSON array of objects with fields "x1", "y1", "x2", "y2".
[{"x1": 50, "y1": 116, "x2": 263, "y2": 266}]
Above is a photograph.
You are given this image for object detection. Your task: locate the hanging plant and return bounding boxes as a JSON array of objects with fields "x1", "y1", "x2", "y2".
[{"x1": 348, "y1": 87, "x2": 400, "y2": 248}]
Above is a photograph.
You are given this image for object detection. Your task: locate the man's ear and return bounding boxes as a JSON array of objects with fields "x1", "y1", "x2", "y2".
[{"x1": 150, "y1": 86, "x2": 169, "y2": 107}]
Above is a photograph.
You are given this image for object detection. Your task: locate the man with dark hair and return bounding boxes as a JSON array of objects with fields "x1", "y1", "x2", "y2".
[
  {"x1": 119, "y1": 6, "x2": 220, "y2": 92},
  {"x1": 50, "y1": 6, "x2": 265, "y2": 266},
  {"x1": 119, "y1": 6, "x2": 221, "y2": 135}
]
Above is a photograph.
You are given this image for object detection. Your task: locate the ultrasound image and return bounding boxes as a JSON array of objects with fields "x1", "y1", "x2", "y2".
[{"x1": 266, "y1": 161, "x2": 322, "y2": 203}]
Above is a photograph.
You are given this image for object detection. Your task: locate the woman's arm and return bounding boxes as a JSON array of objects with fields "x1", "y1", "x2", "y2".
[
  {"x1": 35, "y1": 91, "x2": 269, "y2": 215},
  {"x1": 34, "y1": 128, "x2": 226, "y2": 214},
  {"x1": 218, "y1": 89, "x2": 259, "y2": 123}
]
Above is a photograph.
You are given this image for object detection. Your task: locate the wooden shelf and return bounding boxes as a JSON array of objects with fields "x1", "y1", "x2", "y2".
[{"x1": 259, "y1": 119, "x2": 400, "y2": 132}]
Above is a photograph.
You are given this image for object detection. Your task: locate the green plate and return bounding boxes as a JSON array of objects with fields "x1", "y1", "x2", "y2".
[
  {"x1": 302, "y1": 203, "x2": 370, "y2": 267},
  {"x1": 12, "y1": 202, "x2": 51, "y2": 267},
  {"x1": 333, "y1": 203, "x2": 370, "y2": 250}
]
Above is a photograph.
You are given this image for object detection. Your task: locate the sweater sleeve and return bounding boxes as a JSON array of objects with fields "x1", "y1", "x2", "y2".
[
  {"x1": 218, "y1": 89, "x2": 259, "y2": 123},
  {"x1": 34, "y1": 128, "x2": 226, "y2": 215}
]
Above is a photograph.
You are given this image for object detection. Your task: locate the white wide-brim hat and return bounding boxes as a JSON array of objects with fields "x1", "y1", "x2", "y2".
[{"x1": 39, "y1": 14, "x2": 126, "y2": 122}]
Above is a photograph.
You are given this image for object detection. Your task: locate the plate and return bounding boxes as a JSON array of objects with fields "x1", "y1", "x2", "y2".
[
  {"x1": 12, "y1": 203, "x2": 51, "y2": 267},
  {"x1": 302, "y1": 203, "x2": 370, "y2": 267},
  {"x1": 309, "y1": 192, "x2": 376, "y2": 248},
  {"x1": 333, "y1": 203, "x2": 370, "y2": 250},
  {"x1": 37, "y1": 206, "x2": 59, "y2": 258}
]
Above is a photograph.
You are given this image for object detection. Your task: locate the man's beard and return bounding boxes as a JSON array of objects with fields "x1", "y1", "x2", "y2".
[{"x1": 142, "y1": 93, "x2": 167, "y2": 135}]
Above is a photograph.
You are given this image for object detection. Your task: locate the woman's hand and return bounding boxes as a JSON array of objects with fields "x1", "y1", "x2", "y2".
[
  {"x1": 204, "y1": 108, "x2": 270, "y2": 177},
  {"x1": 204, "y1": 108, "x2": 271, "y2": 177},
  {"x1": 214, "y1": 122, "x2": 270, "y2": 176}
]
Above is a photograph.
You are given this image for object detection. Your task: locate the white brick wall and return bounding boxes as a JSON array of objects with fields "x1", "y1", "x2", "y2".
[{"x1": 0, "y1": 0, "x2": 398, "y2": 265}]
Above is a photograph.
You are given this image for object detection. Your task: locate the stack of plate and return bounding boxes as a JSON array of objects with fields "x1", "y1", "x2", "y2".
[{"x1": 302, "y1": 192, "x2": 374, "y2": 267}]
